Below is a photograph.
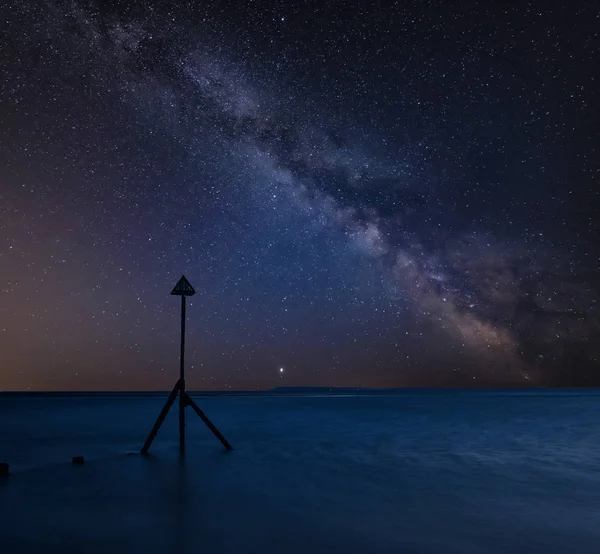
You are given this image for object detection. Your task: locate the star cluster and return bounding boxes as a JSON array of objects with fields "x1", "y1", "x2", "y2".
[{"x1": 0, "y1": 0, "x2": 598, "y2": 390}]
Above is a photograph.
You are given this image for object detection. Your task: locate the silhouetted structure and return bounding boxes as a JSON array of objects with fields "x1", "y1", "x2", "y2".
[{"x1": 141, "y1": 275, "x2": 232, "y2": 455}]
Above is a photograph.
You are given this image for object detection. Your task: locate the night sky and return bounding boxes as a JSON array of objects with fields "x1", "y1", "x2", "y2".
[{"x1": 0, "y1": 1, "x2": 598, "y2": 391}]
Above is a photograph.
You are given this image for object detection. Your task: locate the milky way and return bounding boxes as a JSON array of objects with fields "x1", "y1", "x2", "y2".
[{"x1": 0, "y1": 1, "x2": 598, "y2": 389}]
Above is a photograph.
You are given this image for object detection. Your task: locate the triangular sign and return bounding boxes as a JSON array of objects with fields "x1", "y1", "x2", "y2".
[{"x1": 171, "y1": 275, "x2": 196, "y2": 296}]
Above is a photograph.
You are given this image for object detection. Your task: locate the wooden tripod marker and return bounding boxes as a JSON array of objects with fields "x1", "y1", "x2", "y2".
[{"x1": 141, "y1": 275, "x2": 232, "y2": 455}]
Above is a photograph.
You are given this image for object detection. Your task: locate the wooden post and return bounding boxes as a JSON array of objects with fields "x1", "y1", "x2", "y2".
[{"x1": 179, "y1": 294, "x2": 186, "y2": 455}]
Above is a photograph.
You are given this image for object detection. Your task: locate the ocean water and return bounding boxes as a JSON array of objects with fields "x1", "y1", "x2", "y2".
[{"x1": 0, "y1": 390, "x2": 599, "y2": 554}]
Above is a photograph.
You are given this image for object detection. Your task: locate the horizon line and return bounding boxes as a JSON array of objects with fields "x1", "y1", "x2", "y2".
[{"x1": 2, "y1": 385, "x2": 599, "y2": 394}]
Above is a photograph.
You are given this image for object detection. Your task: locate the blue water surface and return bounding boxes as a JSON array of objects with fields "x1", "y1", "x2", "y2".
[{"x1": 1, "y1": 390, "x2": 599, "y2": 553}]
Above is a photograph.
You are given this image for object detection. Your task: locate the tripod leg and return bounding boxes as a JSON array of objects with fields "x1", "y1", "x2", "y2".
[
  {"x1": 184, "y1": 393, "x2": 233, "y2": 451},
  {"x1": 141, "y1": 380, "x2": 181, "y2": 454}
]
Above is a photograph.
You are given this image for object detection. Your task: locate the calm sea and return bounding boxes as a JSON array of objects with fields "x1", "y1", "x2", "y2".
[{"x1": 1, "y1": 390, "x2": 599, "y2": 553}]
